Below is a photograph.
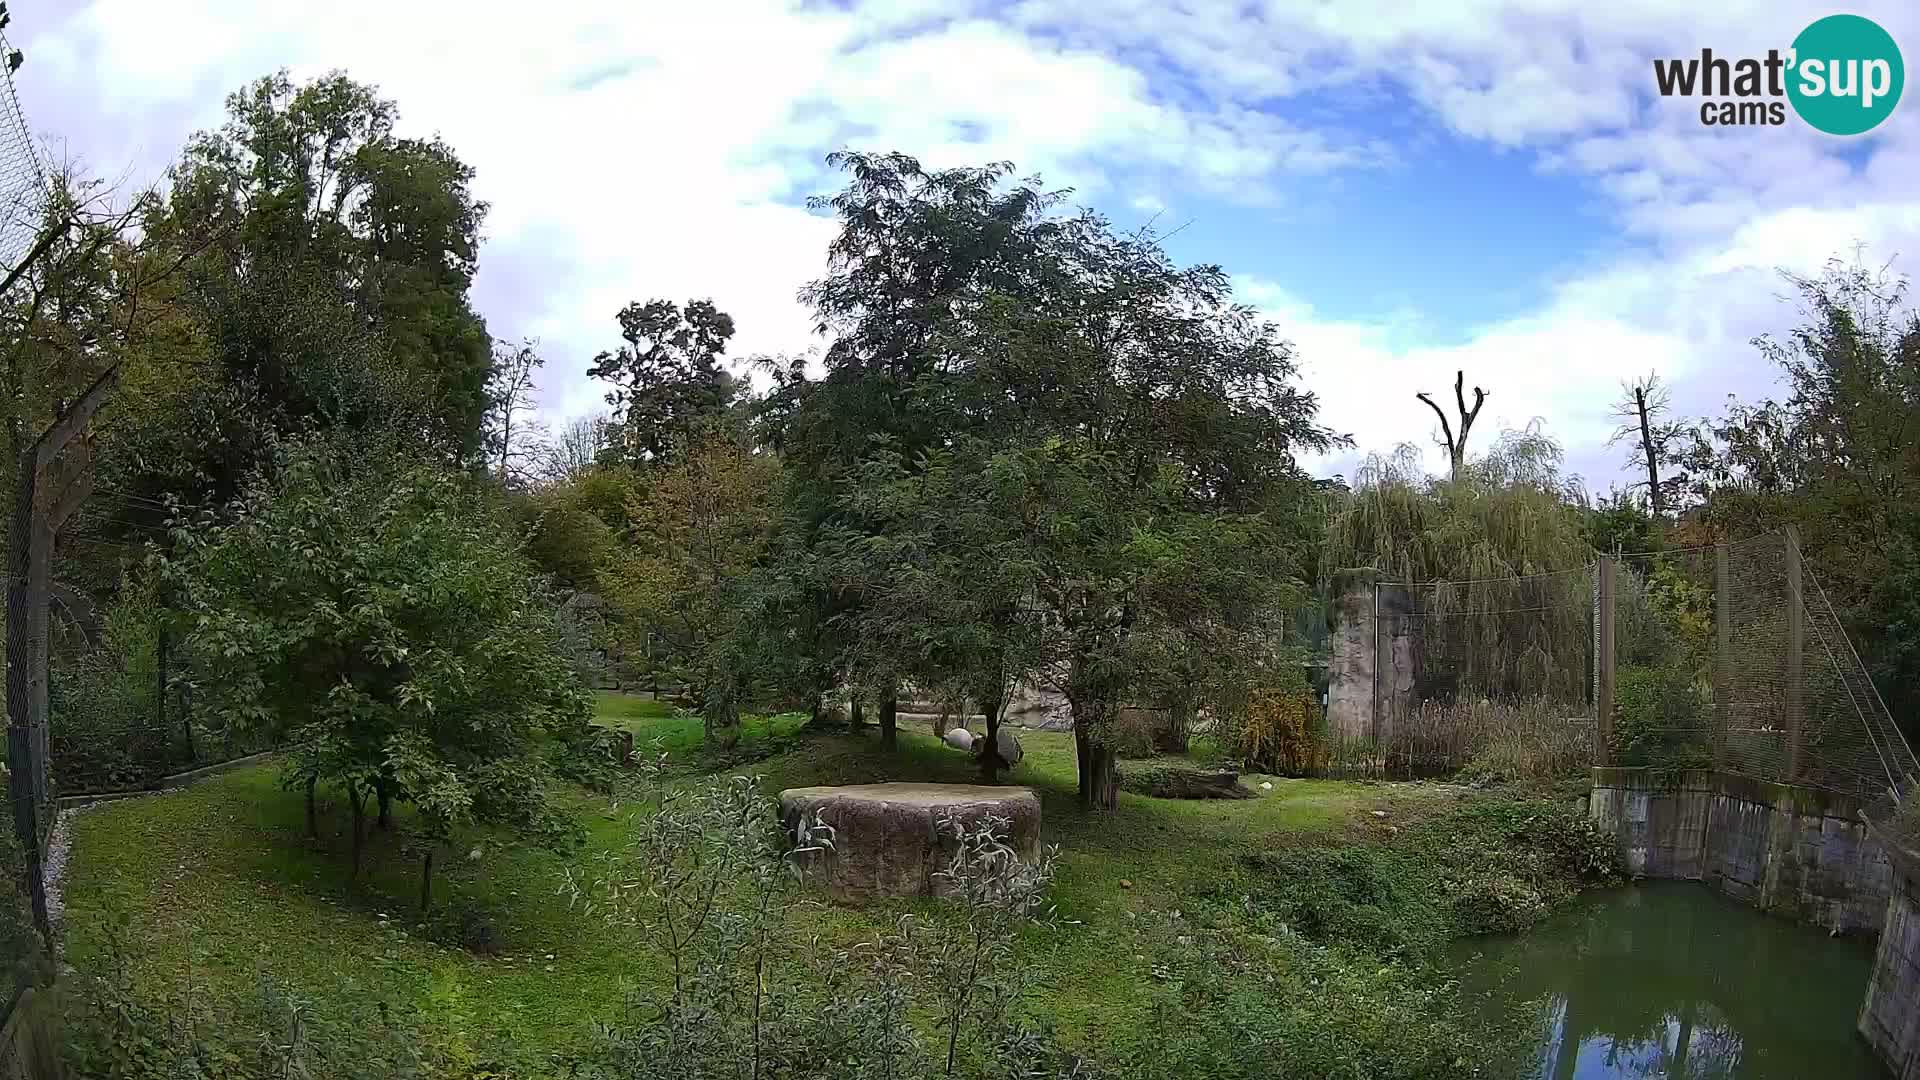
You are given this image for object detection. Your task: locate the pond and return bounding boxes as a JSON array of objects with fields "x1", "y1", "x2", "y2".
[{"x1": 1452, "y1": 882, "x2": 1885, "y2": 1079}]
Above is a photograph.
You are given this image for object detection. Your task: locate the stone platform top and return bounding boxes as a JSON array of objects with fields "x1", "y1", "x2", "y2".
[
  {"x1": 780, "y1": 782, "x2": 1029, "y2": 807},
  {"x1": 780, "y1": 783, "x2": 1042, "y2": 900}
]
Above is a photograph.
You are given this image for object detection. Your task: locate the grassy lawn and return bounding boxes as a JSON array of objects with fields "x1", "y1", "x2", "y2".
[{"x1": 58, "y1": 693, "x2": 1496, "y2": 1073}]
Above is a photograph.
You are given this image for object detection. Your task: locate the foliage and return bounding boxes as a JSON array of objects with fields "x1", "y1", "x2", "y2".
[
  {"x1": 774, "y1": 152, "x2": 1334, "y2": 806},
  {"x1": 1348, "y1": 698, "x2": 1594, "y2": 782},
  {"x1": 1684, "y1": 256, "x2": 1920, "y2": 737},
  {"x1": 587, "y1": 298, "x2": 741, "y2": 466},
  {"x1": 1236, "y1": 795, "x2": 1621, "y2": 963},
  {"x1": 163, "y1": 69, "x2": 493, "y2": 459},
  {"x1": 602, "y1": 432, "x2": 780, "y2": 744},
  {"x1": 1233, "y1": 687, "x2": 1328, "y2": 777},
  {"x1": 159, "y1": 435, "x2": 593, "y2": 888},
  {"x1": 560, "y1": 768, "x2": 1068, "y2": 1079},
  {"x1": 1610, "y1": 665, "x2": 1711, "y2": 772}
]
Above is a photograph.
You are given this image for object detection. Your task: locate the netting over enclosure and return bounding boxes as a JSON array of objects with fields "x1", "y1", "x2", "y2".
[{"x1": 0, "y1": 23, "x2": 44, "y2": 274}]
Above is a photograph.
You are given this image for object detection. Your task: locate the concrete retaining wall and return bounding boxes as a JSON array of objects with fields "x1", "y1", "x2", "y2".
[
  {"x1": 1588, "y1": 768, "x2": 1893, "y2": 934},
  {"x1": 1861, "y1": 836, "x2": 1920, "y2": 1078}
]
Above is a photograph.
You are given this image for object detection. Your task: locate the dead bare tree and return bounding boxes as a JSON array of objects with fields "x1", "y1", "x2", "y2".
[
  {"x1": 1607, "y1": 372, "x2": 1687, "y2": 516},
  {"x1": 483, "y1": 337, "x2": 548, "y2": 487},
  {"x1": 1416, "y1": 369, "x2": 1487, "y2": 482}
]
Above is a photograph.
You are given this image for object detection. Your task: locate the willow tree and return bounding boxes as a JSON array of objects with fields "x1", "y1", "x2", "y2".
[{"x1": 1324, "y1": 428, "x2": 1595, "y2": 703}]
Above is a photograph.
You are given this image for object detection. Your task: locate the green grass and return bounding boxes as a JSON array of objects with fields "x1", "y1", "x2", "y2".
[{"x1": 58, "y1": 694, "x2": 1511, "y2": 1073}]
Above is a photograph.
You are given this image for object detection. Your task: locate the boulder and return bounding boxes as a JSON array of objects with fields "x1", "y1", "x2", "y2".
[
  {"x1": 780, "y1": 783, "x2": 1041, "y2": 901},
  {"x1": 943, "y1": 727, "x2": 976, "y2": 751},
  {"x1": 985, "y1": 726, "x2": 1023, "y2": 767}
]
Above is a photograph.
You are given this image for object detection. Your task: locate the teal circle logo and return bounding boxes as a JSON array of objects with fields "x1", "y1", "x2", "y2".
[{"x1": 1787, "y1": 14, "x2": 1903, "y2": 135}]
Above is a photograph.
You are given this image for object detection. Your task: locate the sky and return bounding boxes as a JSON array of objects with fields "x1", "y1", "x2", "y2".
[{"x1": 12, "y1": 0, "x2": 1920, "y2": 491}]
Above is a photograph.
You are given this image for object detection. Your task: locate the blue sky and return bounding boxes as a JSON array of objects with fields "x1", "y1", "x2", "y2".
[{"x1": 16, "y1": 0, "x2": 1920, "y2": 492}]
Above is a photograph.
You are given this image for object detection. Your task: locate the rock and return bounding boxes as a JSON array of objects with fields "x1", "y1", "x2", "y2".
[
  {"x1": 943, "y1": 727, "x2": 976, "y2": 752},
  {"x1": 986, "y1": 726, "x2": 1024, "y2": 767},
  {"x1": 780, "y1": 783, "x2": 1042, "y2": 901},
  {"x1": 1371, "y1": 810, "x2": 1389, "y2": 818}
]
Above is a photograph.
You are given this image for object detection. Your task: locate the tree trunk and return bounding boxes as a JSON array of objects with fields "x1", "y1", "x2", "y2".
[
  {"x1": 1157, "y1": 702, "x2": 1192, "y2": 755},
  {"x1": 850, "y1": 697, "x2": 865, "y2": 728},
  {"x1": 1073, "y1": 712, "x2": 1120, "y2": 812},
  {"x1": 1635, "y1": 386, "x2": 1663, "y2": 516},
  {"x1": 706, "y1": 694, "x2": 741, "y2": 749},
  {"x1": 979, "y1": 688, "x2": 1008, "y2": 782},
  {"x1": 419, "y1": 849, "x2": 435, "y2": 916},
  {"x1": 879, "y1": 695, "x2": 897, "y2": 750},
  {"x1": 305, "y1": 774, "x2": 318, "y2": 840},
  {"x1": 348, "y1": 782, "x2": 368, "y2": 888},
  {"x1": 376, "y1": 778, "x2": 393, "y2": 831}
]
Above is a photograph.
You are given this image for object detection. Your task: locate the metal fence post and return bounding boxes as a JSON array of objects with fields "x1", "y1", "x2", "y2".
[
  {"x1": 1595, "y1": 558, "x2": 1615, "y2": 768},
  {"x1": 1714, "y1": 542, "x2": 1730, "y2": 771},
  {"x1": 1784, "y1": 528, "x2": 1805, "y2": 784}
]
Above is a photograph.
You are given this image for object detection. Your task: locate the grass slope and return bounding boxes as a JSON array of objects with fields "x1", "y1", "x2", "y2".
[{"x1": 59, "y1": 694, "x2": 1587, "y2": 1075}]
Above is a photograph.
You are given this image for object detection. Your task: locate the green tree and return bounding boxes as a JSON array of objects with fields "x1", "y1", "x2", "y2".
[
  {"x1": 763, "y1": 152, "x2": 1079, "y2": 739},
  {"x1": 587, "y1": 299, "x2": 740, "y2": 466},
  {"x1": 160, "y1": 436, "x2": 591, "y2": 901},
  {"x1": 779, "y1": 152, "x2": 1333, "y2": 805},
  {"x1": 163, "y1": 70, "x2": 493, "y2": 459},
  {"x1": 1685, "y1": 256, "x2": 1920, "y2": 734},
  {"x1": 603, "y1": 432, "x2": 779, "y2": 745}
]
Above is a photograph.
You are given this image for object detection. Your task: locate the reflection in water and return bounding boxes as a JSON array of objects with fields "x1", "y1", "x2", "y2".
[{"x1": 1452, "y1": 883, "x2": 1882, "y2": 1079}]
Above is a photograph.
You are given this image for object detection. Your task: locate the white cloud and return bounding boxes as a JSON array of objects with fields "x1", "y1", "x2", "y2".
[{"x1": 15, "y1": 0, "x2": 1920, "y2": 491}]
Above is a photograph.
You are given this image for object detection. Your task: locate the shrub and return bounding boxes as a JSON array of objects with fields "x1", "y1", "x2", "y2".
[
  {"x1": 62, "y1": 912, "x2": 461, "y2": 1079},
  {"x1": 1236, "y1": 688, "x2": 1327, "y2": 776},
  {"x1": 560, "y1": 768, "x2": 1070, "y2": 1079},
  {"x1": 1611, "y1": 664, "x2": 1712, "y2": 771}
]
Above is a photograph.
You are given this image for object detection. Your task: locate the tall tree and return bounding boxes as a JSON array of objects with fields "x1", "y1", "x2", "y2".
[
  {"x1": 1686, "y1": 257, "x2": 1920, "y2": 735},
  {"x1": 162, "y1": 70, "x2": 493, "y2": 459},
  {"x1": 484, "y1": 337, "x2": 546, "y2": 487},
  {"x1": 603, "y1": 432, "x2": 778, "y2": 745},
  {"x1": 765, "y1": 152, "x2": 1071, "y2": 727},
  {"x1": 1416, "y1": 370, "x2": 1488, "y2": 482},
  {"x1": 543, "y1": 412, "x2": 614, "y2": 485},
  {"x1": 804, "y1": 159, "x2": 1337, "y2": 807},
  {"x1": 1607, "y1": 373, "x2": 1686, "y2": 516},
  {"x1": 587, "y1": 299, "x2": 739, "y2": 466}
]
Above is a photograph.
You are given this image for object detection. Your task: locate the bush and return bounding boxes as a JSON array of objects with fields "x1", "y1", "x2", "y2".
[
  {"x1": 1611, "y1": 665, "x2": 1712, "y2": 770},
  {"x1": 560, "y1": 768, "x2": 1072, "y2": 1080},
  {"x1": 1236, "y1": 688, "x2": 1327, "y2": 776},
  {"x1": 1236, "y1": 794, "x2": 1621, "y2": 962}
]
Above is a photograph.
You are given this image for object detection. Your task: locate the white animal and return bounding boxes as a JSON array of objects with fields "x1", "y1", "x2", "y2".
[{"x1": 943, "y1": 727, "x2": 976, "y2": 752}]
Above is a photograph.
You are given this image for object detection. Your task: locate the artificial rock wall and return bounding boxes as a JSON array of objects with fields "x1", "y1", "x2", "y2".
[
  {"x1": 1860, "y1": 837, "x2": 1920, "y2": 1078},
  {"x1": 1326, "y1": 572, "x2": 1414, "y2": 748},
  {"x1": 1590, "y1": 767, "x2": 1920, "y2": 1078},
  {"x1": 1588, "y1": 768, "x2": 1893, "y2": 933}
]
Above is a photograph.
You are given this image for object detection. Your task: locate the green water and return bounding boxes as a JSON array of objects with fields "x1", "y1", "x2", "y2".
[{"x1": 1452, "y1": 882, "x2": 1885, "y2": 1079}]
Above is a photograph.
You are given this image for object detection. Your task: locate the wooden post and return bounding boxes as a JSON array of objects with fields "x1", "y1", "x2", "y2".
[
  {"x1": 1784, "y1": 528, "x2": 1805, "y2": 784},
  {"x1": 1713, "y1": 543, "x2": 1730, "y2": 771},
  {"x1": 1595, "y1": 558, "x2": 1616, "y2": 768}
]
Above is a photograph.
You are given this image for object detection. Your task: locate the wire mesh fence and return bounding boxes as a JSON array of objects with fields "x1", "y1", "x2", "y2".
[
  {"x1": 0, "y1": 21, "x2": 45, "y2": 275},
  {"x1": 1322, "y1": 530, "x2": 1918, "y2": 799},
  {"x1": 1330, "y1": 566, "x2": 1598, "y2": 778}
]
